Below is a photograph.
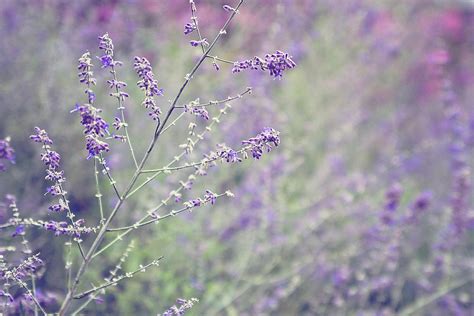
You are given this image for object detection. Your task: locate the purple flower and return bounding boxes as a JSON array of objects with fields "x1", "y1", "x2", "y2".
[
  {"x1": 75, "y1": 50, "x2": 110, "y2": 158},
  {"x1": 185, "y1": 104, "x2": 209, "y2": 120},
  {"x1": 232, "y1": 59, "x2": 252, "y2": 73},
  {"x1": 29, "y1": 127, "x2": 53, "y2": 145},
  {"x1": 99, "y1": 55, "x2": 113, "y2": 68},
  {"x1": 43, "y1": 220, "x2": 92, "y2": 237},
  {"x1": 264, "y1": 51, "x2": 297, "y2": 79},
  {"x1": 1, "y1": 255, "x2": 43, "y2": 282},
  {"x1": 232, "y1": 51, "x2": 296, "y2": 79},
  {"x1": 184, "y1": 22, "x2": 196, "y2": 35},
  {"x1": 73, "y1": 104, "x2": 109, "y2": 137},
  {"x1": 113, "y1": 117, "x2": 125, "y2": 130},
  {"x1": 98, "y1": 33, "x2": 119, "y2": 68},
  {"x1": 77, "y1": 52, "x2": 96, "y2": 86},
  {"x1": 72, "y1": 103, "x2": 109, "y2": 158},
  {"x1": 48, "y1": 203, "x2": 66, "y2": 212},
  {"x1": 85, "y1": 135, "x2": 110, "y2": 158},
  {"x1": 12, "y1": 224, "x2": 24, "y2": 237},
  {"x1": 242, "y1": 128, "x2": 281, "y2": 159},
  {"x1": 191, "y1": 199, "x2": 201, "y2": 207},
  {"x1": 204, "y1": 190, "x2": 217, "y2": 205},
  {"x1": 30, "y1": 128, "x2": 69, "y2": 203},
  {"x1": 216, "y1": 144, "x2": 242, "y2": 163},
  {"x1": 161, "y1": 298, "x2": 198, "y2": 316},
  {"x1": 0, "y1": 137, "x2": 15, "y2": 172},
  {"x1": 40, "y1": 151, "x2": 61, "y2": 170},
  {"x1": 190, "y1": 39, "x2": 208, "y2": 47},
  {"x1": 134, "y1": 56, "x2": 164, "y2": 121}
]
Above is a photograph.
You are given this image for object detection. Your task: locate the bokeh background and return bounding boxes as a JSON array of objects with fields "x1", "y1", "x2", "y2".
[{"x1": 1, "y1": 0, "x2": 473, "y2": 315}]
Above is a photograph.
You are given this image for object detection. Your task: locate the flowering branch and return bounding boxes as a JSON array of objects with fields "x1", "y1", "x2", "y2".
[
  {"x1": 107, "y1": 191, "x2": 232, "y2": 232},
  {"x1": 125, "y1": 90, "x2": 247, "y2": 199},
  {"x1": 98, "y1": 33, "x2": 139, "y2": 169},
  {"x1": 59, "y1": 2, "x2": 245, "y2": 314}
]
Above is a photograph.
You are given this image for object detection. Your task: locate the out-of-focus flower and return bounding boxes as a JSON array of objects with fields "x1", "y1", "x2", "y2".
[{"x1": 0, "y1": 137, "x2": 15, "y2": 172}]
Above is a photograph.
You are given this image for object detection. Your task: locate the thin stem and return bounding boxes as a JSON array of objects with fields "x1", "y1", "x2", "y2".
[
  {"x1": 65, "y1": 239, "x2": 73, "y2": 291},
  {"x1": 205, "y1": 55, "x2": 235, "y2": 64},
  {"x1": 190, "y1": 0, "x2": 206, "y2": 55},
  {"x1": 98, "y1": 154, "x2": 121, "y2": 201},
  {"x1": 17, "y1": 279, "x2": 47, "y2": 315},
  {"x1": 107, "y1": 193, "x2": 227, "y2": 232},
  {"x1": 73, "y1": 257, "x2": 162, "y2": 299},
  {"x1": 71, "y1": 295, "x2": 97, "y2": 316},
  {"x1": 140, "y1": 147, "x2": 247, "y2": 174},
  {"x1": 94, "y1": 159, "x2": 104, "y2": 223},
  {"x1": 71, "y1": 240, "x2": 136, "y2": 315},
  {"x1": 175, "y1": 87, "x2": 251, "y2": 109},
  {"x1": 58, "y1": 3, "x2": 244, "y2": 314}
]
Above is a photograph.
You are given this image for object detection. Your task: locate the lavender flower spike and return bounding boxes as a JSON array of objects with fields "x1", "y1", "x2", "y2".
[
  {"x1": 242, "y1": 127, "x2": 281, "y2": 159},
  {"x1": 232, "y1": 51, "x2": 296, "y2": 79},
  {"x1": 133, "y1": 56, "x2": 164, "y2": 121}
]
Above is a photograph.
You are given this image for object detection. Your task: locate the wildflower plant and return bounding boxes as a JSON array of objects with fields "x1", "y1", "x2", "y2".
[{"x1": 0, "y1": 1, "x2": 296, "y2": 314}]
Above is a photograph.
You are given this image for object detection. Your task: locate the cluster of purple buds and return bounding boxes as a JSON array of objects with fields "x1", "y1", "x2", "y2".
[
  {"x1": 43, "y1": 219, "x2": 92, "y2": 237},
  {"x1": 216, "y1": 144, "x2": 242, "y2": 163},
  {"x1": 190, "y1": 38, "x2": 209, "y2": 47},
  {"x1": 161, "y1": 298, "x2": 199, "y2": 316},
  {"x1": 30, "y1": 127, "x2": 67, "y2": 212},
  {"x1": 72, "y1": 103, "x2": 110, "y2": 159},
  {"x1": 184, "y1": 190, "x2": 219, "y2": 209},
  {"x1": 0, "y1": 255, "x2": 43, "y2": 282},
  {"x1": 242, "y1": 127, "x2": 281, "y2": 159},
  {"x1": 78, "y1": 52, "x2": 97, "y2": 103},
  {"x1": 98, "y1": 33, "x2": 122, "y2": 69},
  {"x1": 232, "y1": 51, "x2": 296, "y2": 79},
  {"x1": 133, "y1": 56, "x2": 164, "y2": 121},
  {"x1": 184, "y1": 102, "x2": 209, "y2": 120},
  {"x1": 0, "y1": 137, "x2": 15, "y2": 172},
  {"x1": 113, "y1": 117, "x2": 127, "y2": 130},
  {"x1": 75, "y1": 53, "x2": 110, "y2": 158},
  {"x1": 184, "y1": 22, "x2": 196, "y2": 35}
]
